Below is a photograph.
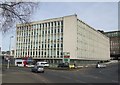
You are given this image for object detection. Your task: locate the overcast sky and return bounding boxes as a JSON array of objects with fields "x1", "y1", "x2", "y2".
[{"x1": 1, "y1": 2, "x2": 118, "y2": 51}]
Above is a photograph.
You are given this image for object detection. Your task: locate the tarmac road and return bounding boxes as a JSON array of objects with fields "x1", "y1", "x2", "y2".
[{"x1": 2, "y1": 63, "x2": 119, "y2": 83}]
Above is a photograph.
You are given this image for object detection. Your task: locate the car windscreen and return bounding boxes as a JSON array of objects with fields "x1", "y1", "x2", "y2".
[{"x1": 17, "y1": 62, "x2": 22, "y2": 64}]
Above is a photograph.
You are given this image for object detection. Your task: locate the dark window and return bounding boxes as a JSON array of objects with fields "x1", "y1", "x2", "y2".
[
  {"x1": 40, "y1": 24, "x2": 41, "y2": 28},
  {"x1": 57, "y1": 51, "x2": 59, "y2": 55},
  {"x1": 51, "y1": 29, "x2": 53, "y2": 33},
  {"x1": 55, "y1": 29, "x2": 56, "y2": 33},
  {"x1": 61, "y1": 44, "x2": 63, "y2": 47},
  {"x1": 61, "y1": 52, "x2": 63, "y2": 55},
  {"x1": 58, "y1": 29, "x2": 59, "y2": 33},
  {"x1": 51, "y1": 22, "x2": 53, "y2": 26},
  {"x1": 61, "y1": 21, "x2": 63, "y2": 26},
  {"x1": 58, "y1": 21, "x2": 60, "y2": 26},
  {"x1": 61, "y1": 38, "x2": 63, "y2": 41},
  {"x1": 54, "y1": 44, "x2": 56, "y2": 47},
  {"x1": 54, "y1": 21, "x2": 56, "y2": 26},
  {"x1": 45, "y1": 44, "x2": 46, "y2": 48},
  {"x1": 45, "y1": 23, "x2": 47, "y2": 27},
  {"x1": 61, "y1": 29, "x2": 63, "y2": 32},
  {"x1": 44, "y1": 52, "x2": 46, "y2": 55},
  {"x1": 48, "y1": 22, "x2": 50, "y2": 27}
]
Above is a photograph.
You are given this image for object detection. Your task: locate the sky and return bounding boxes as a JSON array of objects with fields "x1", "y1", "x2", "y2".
[{"x1": 0, "y1": 2, "x2": 118, "y2": 51}]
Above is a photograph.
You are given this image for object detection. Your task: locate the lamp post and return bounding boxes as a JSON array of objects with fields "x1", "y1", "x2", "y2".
[
  {"x1": 9, "y1": 36, "x2": 14, "y2": 56},
  {"x1": 7, "y1": 36, "x2": 13, "y2": 69}
]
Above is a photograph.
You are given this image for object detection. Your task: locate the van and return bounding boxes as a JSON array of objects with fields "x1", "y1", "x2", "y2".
[
  {"x1": 15, "y1": 59, "x2": 24, "y2": 67},
  {"x1": 36, "y1": 61, "x2": 49, "y2": 67}
]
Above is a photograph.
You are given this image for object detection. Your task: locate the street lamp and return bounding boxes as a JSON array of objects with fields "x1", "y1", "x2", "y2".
[
  {"x1": 7, "y1": 36, "x2": 13, "y2": 69},
  {"x1": 9, "y1": 36, "x2": 14, "y2": 56}
]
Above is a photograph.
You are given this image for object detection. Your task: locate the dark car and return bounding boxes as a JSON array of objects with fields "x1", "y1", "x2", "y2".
[
  {"x1": 58, "y1": 63, "x2": 69, "y2": 68},
  {"x1": 31, "y1": 66, "x2": 44, "y2": 73}
]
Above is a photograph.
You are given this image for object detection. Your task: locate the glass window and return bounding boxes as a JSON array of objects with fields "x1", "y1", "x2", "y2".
[
  {"x1": 58, "y1": 21, "x2": 60, "y2": 26},
  {"x1": 54, "y1": 44, "x2": 56, "y2": 48},
  {"x1": 54, "y1": 21, "x2": 56, "y2": 26},
  {"x1": 55, "y1": 29, "x2": 56, "y2": 33},
  {"x1": 57, "y1": 51, "x2": 59, "y2": 55},
  {"x1": 51, "y1": 22, "x2": 53, "y2": 27},
  {"x1": 48, "y1": 22, "x2": 50, "y2": 27},
  {"x1": 61, "y1": 44, "x2": 63, "y2": 47},
  {"x1": 61, "y1": 28, "x2": 63, "y2": 33},
  {"x1": 61, "y1": 21, "x2": 63, "y2": 26}
]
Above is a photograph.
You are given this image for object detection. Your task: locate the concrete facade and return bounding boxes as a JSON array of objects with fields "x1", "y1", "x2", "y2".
[{"x1": 15, "y1": 14, "x2": 110, "y2": 64}]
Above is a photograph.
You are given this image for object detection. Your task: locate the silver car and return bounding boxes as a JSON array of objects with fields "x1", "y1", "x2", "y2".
[{"x1": 31, "y1": 66, "x2": 44, "y2": 73}]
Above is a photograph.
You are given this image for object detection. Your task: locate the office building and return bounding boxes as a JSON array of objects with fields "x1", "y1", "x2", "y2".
[
  {"x1": 15, "y1": 14, "x2": 110, "y2": 64},
  {"x1": 104, "y1": 31, "x2": 120, "y2": 60}
]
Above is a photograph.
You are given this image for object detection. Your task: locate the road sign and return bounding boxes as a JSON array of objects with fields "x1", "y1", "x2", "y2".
[{"x1": 63, "y1": 52, "x2": 70, "y2": 63}]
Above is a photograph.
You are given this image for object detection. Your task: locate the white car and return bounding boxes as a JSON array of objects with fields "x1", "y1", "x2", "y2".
[
  {"x1": 36, "y1": 61, "x2": 49, "y2": 67},
  {"x1": 96, "y1": 64, "x2": 106, "y2": 68}
]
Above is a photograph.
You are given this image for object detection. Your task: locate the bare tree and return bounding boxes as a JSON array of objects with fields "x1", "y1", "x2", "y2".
[{"x1": 0, "y1": 1, "x2": 38, "y2": 33}]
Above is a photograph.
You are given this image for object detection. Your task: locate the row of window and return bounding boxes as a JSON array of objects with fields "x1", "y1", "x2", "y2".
[
  {"x1": 16, "y1": 50, "x2": 63, "y2": 57},
  {"x1": 17, "y1": 36, "x2": 63, "y2": 42},
  {"x1": 16, "y1": 56, "x2": 63, "y2": 58},
  {"x1": 17, "y1": 28, "x2": 63, "y2": 36},
  {"x1": 17, "y1": 21, "x2": 63, "y2": 30}
]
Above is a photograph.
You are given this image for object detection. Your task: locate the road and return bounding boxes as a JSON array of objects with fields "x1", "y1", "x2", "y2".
[{"x1": 2, "y1": 63, "x2": 119, "y2": 83}]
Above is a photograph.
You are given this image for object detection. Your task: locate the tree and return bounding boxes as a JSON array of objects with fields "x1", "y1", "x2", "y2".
[{"x1": 0, "y1": 1, "x2": 38, "y2": 33}]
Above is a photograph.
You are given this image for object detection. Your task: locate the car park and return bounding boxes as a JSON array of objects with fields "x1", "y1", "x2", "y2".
[{"x1": 31, "y1": 66, "x2": 44, "y2": 73}]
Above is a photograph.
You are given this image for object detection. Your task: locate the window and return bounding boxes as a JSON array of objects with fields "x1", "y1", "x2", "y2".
[
  {"x1": 51, "y1": 22, "x2": 53, "y2": 27},
  {"x1": 61, "y1": 28, "x2": 63, "y2": 33},
  {"x1": 48, "y1": 22, "x2": 50, "y2": 27},
  {"x1": 58, "y1": 29, "x2": 59, "y2": 33},
  {"x1": 51, "y1": 29, "x2": 53, "y2": 33},
  {"x1": 54, "y1": 21, "x2": 56, "y2": 26},
  {"x1": 58, "y1": 21, "x2": 60, "y2": 26},
  {"x1": 55, "y1": 29, "x2": 56, "y2": 33},
  {"x1": 54, "y1": 44, "x2": 56, "y2": 48},
  {"x1": 57, "y1": 51, "x2": 59, "y2": 55},
  {"x1": 61, "y1": 21, "x2": 63, "y2": 26},
  {"x1": 61, "y1": 44, "x2": 63, "y2": 47},
  {"x1": 36, "y1": 51, "x2": 37, "y2": 55}
]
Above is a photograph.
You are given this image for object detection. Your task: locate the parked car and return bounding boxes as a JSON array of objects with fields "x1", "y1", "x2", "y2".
[
  {"x1": 96, "y1": 63, "x2": 106, "y2": 68},
  {"x1": 58, "y1": 63, "x2": 69, "y2": 68},
  {"x1": 36, "y1": 61, "x2": 49, "y2": 67},
  {"x1": 31, "y1": 66, "x2": 44, "y2": 73}
]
